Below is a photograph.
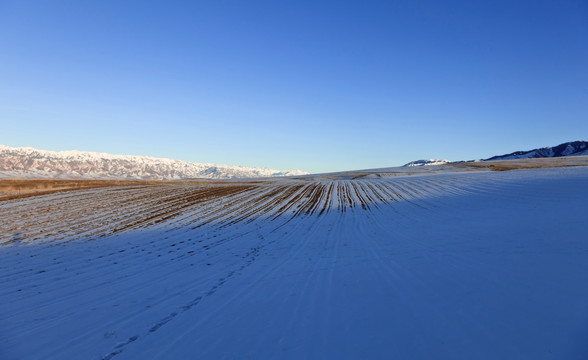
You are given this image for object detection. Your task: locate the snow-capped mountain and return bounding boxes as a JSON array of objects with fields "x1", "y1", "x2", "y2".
[
  {"x1": 0, "y1": 145, "x2": 308, "y2": 180},
  {"x1": 484, "y1": 141, "x2": 588, "y2": 161},
  {"x1": 402, "y1": 159, "x2": 450, "y2": 167}
]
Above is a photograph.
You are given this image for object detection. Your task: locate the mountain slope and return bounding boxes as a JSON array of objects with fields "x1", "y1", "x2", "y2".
[
  {"x1": 402, "y1": 159, "x2": 450, "y2": 167},
  {"x1": 0, "y1": 145, "x2": 308, "y2": 180},
  {"x1": 485, "y1": 141, "x2": 588, "y2": 161}
]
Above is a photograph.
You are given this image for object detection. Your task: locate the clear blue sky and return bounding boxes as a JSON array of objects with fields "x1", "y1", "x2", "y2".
[{"x1": 1, "y1": 1, "x2": 586, "y2": 173}]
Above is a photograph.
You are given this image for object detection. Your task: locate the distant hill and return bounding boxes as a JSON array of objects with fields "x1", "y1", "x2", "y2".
[
  {"x1": 0, "y1": 145, "x2": 308, "y2": 180},
  {"x1": 485, "y1": 141, "x2": 588, "y2": 161},
  {"x1": 402, "y1": 159, "x2": 450, "y2": 167}
]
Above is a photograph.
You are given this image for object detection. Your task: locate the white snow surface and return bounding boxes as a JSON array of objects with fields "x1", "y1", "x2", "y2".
[
  {"x1": 1, "y1": 167, "x2": 588, "y2": 359},
  {"x1": 0, "y1": 145, "x2": 308, "y2": 179}
]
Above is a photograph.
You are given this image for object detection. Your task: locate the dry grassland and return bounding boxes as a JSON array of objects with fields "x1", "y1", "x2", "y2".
[{"x1": 452, "y1": 155, "x2": 588, "y2": 171}]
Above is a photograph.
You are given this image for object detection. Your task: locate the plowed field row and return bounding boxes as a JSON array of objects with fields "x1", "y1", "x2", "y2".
[{"x1": 1, "y1": 175, "x2": 485, "y2": 245}]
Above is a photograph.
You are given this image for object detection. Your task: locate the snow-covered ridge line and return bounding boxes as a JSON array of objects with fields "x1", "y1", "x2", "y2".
[
  {"x1": 484, "y1": 140, "x2": 588, "y2": 161},
  {"x1": 402, "y1": 159, "x2": 450, "y2": 167},
  {"x1": 0, "y1": 145, "x2": 308, "y2": 180}
]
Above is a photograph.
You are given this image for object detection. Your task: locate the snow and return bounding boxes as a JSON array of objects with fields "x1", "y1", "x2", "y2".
[
  {"x1": 1, "y1": 167, "x2": 588, "y2": 359},
  {"x1": 403, "y1": 159, "x2": 450, "y2": 167},
  {"x1": 562, "y1": 144, "x2": 576, "y2": 156},
  {"x1": 485, "y1": 141, "x2": 588, "y2": 161},
  {"x1": 0, "y1": 145, "x2": 308, "y2": 180}
]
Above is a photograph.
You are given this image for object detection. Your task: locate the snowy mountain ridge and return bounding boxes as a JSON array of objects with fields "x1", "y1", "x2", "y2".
[
  {"x1": 402, "y1": 141, "x2": 588, "y2": 166},
  {"x1": 0, "y1": 145, "x2": 308, "y2": 180},
  {"x1": 484, "y1": 141, "x2": 588, "y2": 161},
  {"x1": 402, "y1": 159, "x2": 450, "y2": 167}
]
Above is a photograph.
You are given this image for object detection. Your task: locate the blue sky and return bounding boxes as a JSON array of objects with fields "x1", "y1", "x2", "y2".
[{"x1": 1, "y1": 1, "x2": 586, "y2": 173}]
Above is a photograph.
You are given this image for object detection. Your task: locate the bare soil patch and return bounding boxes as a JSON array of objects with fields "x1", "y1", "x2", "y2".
[{"x1": 0, "y1": 179, "x2": 162, "y2": 201}]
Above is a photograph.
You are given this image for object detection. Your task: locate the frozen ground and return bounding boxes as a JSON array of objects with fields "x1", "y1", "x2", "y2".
[{"x1": 1, "y1": 167, "x2": 587, "y2": 359}]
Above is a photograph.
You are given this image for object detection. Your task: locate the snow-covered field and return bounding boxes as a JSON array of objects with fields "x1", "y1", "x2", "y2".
[{"x1": 1, "y1": 166, "x2": 587, "y2": 359}]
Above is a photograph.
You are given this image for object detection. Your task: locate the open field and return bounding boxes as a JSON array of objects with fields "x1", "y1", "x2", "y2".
[
  {"x1": 0, "y1": 179, "x2": 158, "y2": 201},
  {"x1": 0, "y1": 179, "x2": 237, "y2": 201},
  {"x1": 8, "y1": 154, "x2": 583, "y2": 245},
  {"x1": 1, "y1": 159, "x2": 588, "y2": 359},
  {"x1": 0, "y1": 176, "x2": 468, "y2": 245},
  {"x1": 452, "y1": 155, "x2": 588, "y2": 171}
]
